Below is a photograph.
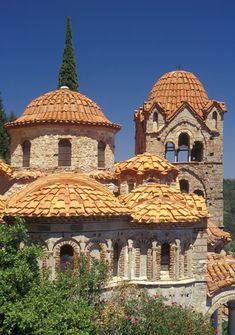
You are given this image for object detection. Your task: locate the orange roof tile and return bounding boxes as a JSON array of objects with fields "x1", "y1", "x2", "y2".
[
  {"x1": 144, "y1": 70, "x2": 226, "y2": 119},
  {"x1": 0, "y1": 160, "x2": 12, "y2": 177},
  {"x1": 4, "y1": 173, "x2": 129, "y2": 219},
  {"x1": 115, "y1": 153, "x2": 178, "y2": 178},
  {"x1": 0, "y1": 195, "x2": 6, "y2": 222},
  {"x1": 84, "y1": 170, "x2": 116, "y2": 181},
  {"x1": 5, "y1": 87, "x2": 121, "y2": 130},
  {"x1": 120, "y1": 184, "x2": 209, "y2": 224},
  {"x1": 207, "y1": 222, "x2": 231, "y2": 246},
  {"x1": 207, "y1": 253, "x2": 235, "y2": 296},
  {"x1": 11, "y1": 169, "x2": 45, "y2": 180}
]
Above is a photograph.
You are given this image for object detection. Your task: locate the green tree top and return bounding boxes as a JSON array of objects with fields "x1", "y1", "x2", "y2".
[
  {"x1": 58, "y1": 17, "x2": 79, "y2": 91},
  {"x1": 0, "y1": 94, "x2": 10, "y2": 162}
]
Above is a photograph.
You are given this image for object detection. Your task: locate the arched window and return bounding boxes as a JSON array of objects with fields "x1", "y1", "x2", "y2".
[
  {"x1": 177, "y1": 133, "x2": 190, "y2": 162},
  {"x1": 128, "y1": 180, "x2": 135, "y2": 192},
  {"x1": 113, "y1": 242, "x2": 121, "y2": 276},
  {"x1": 22, "y1": 140, "x2": 31, "y2": 167},
  {"x1": 165, "y1": 142, "x2": 175, "y2": 162},
  {"x1": 191, "y1": 141, "x2": 203, "y2": 162},
  {"x1": 153, "y1": 112, "x2": 158, "y2": 131},
  {"x1": 58, "y1": 139, "x2": 71, "y2": 166},
  {"x1": 212, "y1": 111, "x2": 218, "y2": 129},
  {"x1": 90, "y1": 246, "x2": 101, "y2": 260},
  {"x1": 140, "y1": 244, "x2": 147, "y2": 278},
  {"x1": 179, "y1": 179, "x2": 189, "y2": 193},
  {"x1": 161, "y1": 243, "x2": 170, "y2": 271},
  {"x1": 98, "y1": 141, "x2": 106, "y2": 168},
  {"x1": 194, "y1": 189, "x2": 204, "y2": 197},
  {"x1": 60, "y1": 245, "x2": 74, "y2": 271}
]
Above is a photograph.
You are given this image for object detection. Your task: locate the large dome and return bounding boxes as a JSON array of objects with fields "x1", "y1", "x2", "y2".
[
  {"x1": 6, "y1": 87, "x2": 121, "y2": 129},
  {"x1": 145, "y1": 70, "x2": 210, "y2": 118}
]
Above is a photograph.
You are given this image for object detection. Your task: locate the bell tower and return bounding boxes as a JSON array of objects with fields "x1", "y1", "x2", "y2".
[{"x1": 135, "y1": 70, "x2": 226, "y2": 227}]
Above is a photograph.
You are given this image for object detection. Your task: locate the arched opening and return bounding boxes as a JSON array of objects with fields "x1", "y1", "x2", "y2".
[
  {"x1": 179, "y1": 179, "x2": 189, "y2": 193},
  {"x1": 194, "y1": 189, "x2": 204, "y2": 197},
  {"x1": 90, "y1": 246, "x2": 101, "y2": 260},
  {"x1": 58, "y1": 139, "x2": 71, "y2": 166},
  {"x1": 191, "y1": 141, "x2": 203, "y2": 162},
  {"x1": 140, "y1": 244, "x2": 147, "y2": 278},
  {"x1": 98, "y1": 141, "x2": 106, "y2": 168},
  {"x1": 22, "y1": 140, "x2": 31, "y2": 167},
  {"x1": 177, "y1": 133, "x2": 190, "y2": 162},
  {"x1": 113, "y1": 242, "x2": 121, "y2": 276},
  {"x1": 60, "y1": 244, "x2": 74, "y2": 271},
  {"x1": 212, "y1": 111, "x2": 218, "y2": 129},
  {"x1": 161, "y1": 243, "x2": 170, "y2": 271},
  {"x1": 128, "y1": 180, "x2": 135, "y2": 192},
  {"x1": 153, "y1": 112, "x2": 158, "y2": 131},
  {"x1": 165, "y1": 142, "x2": 175, "y2": 163}
]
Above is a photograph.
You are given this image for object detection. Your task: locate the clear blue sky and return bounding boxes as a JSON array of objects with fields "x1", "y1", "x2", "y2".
[{"x1": 0, "y1": 0, "x2": 235, "y2": 177}]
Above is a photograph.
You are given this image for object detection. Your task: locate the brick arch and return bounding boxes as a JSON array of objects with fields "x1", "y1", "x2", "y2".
[
  {"x1": 30, "y1": 237, "x2": 49, "y2": 270},
  {"x1": 112, "y1": 239, "x2": 125, "y2": 277},
  {"x1": 85, "y1": 240, "x2": 106, "y2": 261},
  {"x1": 53, "y1": 239, "x2": 80, "y2": 268},
  {"x1": 179, "y1": 168, "x2": 207, "y2": 197},
  {"x1": 207, "y1": 291, "x2": 235, "y2": 316}
]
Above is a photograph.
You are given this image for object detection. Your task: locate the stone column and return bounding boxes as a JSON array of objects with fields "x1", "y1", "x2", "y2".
[
  {"x1": 127, "y1": 239, "x2": 133, "y2": 280},
  {"x1": 175, "y1": 240, "x2": 180, "y2": 280},
  {"x1": 152, "y1": 241, "x2": 157, "y2": 280},
  {"x1": 228, "y1": 300, "x2": 235, "y2": 335}
]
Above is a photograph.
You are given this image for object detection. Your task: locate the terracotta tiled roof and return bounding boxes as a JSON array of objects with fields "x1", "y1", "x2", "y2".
[
  {"x1": 84, "y1": 170, "x2": 116, "y2": 181},
  {"x1": 144, "y1": 70, "x2": 226, "y2": 119},
  {"x1": 0, "y1": 160, "x2": 12, "y2": 177},
  {"x1": 5, "y1": 87, "x2": 121, "y2": 130},
  {"x1": 12, "y1": 170, "x2": 45, "y2": 180},
  {"x1": 120, "y1": 184, "x2": 209, "y2": 224},
  {"x1": 115, "y1": 153, "x2": 178, "y2": 177},
  {"x1": 4, "y1": 173, "x2": 128, "y2": 219},
  {"x1": 207, "y1": 253, "x2": 235, "y2": 296},
  {"x1": 0, "y1": 195, "x2": 6, "y2": 222},
  {"x1": 207, "y1": 222, "x2": 231, "y2": 247}
]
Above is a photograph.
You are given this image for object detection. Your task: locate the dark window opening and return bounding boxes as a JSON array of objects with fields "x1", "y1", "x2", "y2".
[
  {"x1": 191, "y1": 141, "x2": 203, "y2": 162},
  {"x1": 98, "y1": 141, "x2": 106, "y2": 168},
  {"x1": 165, "y1": 142, "x2": 175, "y2": 163},
  {"x1": 153, "y1": 112, "x2": 158, "y2": 131},
  {"x1": 22, "y1": 140, "x2": 31, "y2": 167},
  {"x1": 60, "y1": 245, "x2": 74, "y2": 271},
  {"x1": 177, "y1": 133, "x2": 190, "y2": 162},
  {"x1": 194, "y1": 189, "x2": 204, "y2": 197},
  {"x1": 58, "y1": 139, "x2": 71, "y2": 166},
  {"x1": 212, "y1": 111, "x2": 218, "y2": 129},
  {"x1": 179, "y1": 179, "x2": 189, "y2": 193},
  {"x1": 113, "y1": 243, "x2": 121, "y2": 276},
  {"x1": 128, "y1": 181, "x2": 135, "y2": 192},
  {"x1": 161, "y1": 243, "x2": 170, "y2": 271}
]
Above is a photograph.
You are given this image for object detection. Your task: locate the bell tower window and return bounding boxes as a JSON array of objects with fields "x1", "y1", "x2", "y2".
[
  {"x1": 177, "y1": 133, "x2": 190, "y2": 162},
  {"x1": 165, "y1": 142, "x2": 175, "y2": 162},
  {"x1": 179, "y1": 179, "x2": 189, "y2": 193},
  {"x1": 22, "y1": 140, "x2": 31, "y2": 167},
  {"x1": 98, "y1": 141, "x2": 106, "y2": 168},
  {"x1": 58, "y1": 139, "x2": 71, "y2": 167}
]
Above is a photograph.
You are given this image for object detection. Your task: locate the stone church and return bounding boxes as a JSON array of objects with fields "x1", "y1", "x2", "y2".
[{"x1": 0, "y1": 70, "x2": 235, "y2": 334}]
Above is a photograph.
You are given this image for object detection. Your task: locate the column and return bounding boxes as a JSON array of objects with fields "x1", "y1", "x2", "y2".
[
  {"x1": 228, "y1": 300, "x2": 235, "y2": 335},
  {"x1": 127, "y1": 239, "x2": 133, "y2": 280},
  {"x1": 152, "y1": 241, "x2": 157, "y2": 281}
]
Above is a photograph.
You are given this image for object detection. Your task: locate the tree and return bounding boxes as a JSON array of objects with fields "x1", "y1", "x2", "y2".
[
  {"x1": 58, "y1": 17, "x2": 79, "y2": 91},
  {"x1": 0, "y1": 94, "x2": 10, "y2": 162}
]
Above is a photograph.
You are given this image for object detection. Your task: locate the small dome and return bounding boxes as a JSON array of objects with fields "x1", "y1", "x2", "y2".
[
  {"x1": 146, "y1": 70, "x2": 209, "y2": 118},
  {"x1": 4, "y1": 173, "x2": 128, "y2": 219},
  {"x1": 6, "y1": 88, "x2": 121, "y2": 130}
]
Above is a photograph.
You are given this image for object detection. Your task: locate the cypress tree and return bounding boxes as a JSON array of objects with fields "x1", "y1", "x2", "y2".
[
  {"x1": 0, "y1": 93, "x2": 10, "y2": 162},
  {"x1": 58, "y1": 17, "x2": 79, "y2": 91}
]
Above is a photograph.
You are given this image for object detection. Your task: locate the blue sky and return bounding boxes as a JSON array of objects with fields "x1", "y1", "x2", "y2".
[{"x1": 0, "y1": 0, "x2": 235, "y2": 177}]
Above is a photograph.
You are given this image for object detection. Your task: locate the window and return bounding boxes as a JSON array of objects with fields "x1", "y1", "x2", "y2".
[
  {"x1": 212, "y1": 111, "x2": 218, "y2": 129},
  {"x1": 165, "y1": 142, "x2": 175, "y2": 162},
  {"x1": 60, "y1": 245, "x2": 74, "y2": 271},
  {"x1": 161, "y1": 243, "x2": 170, "y2": 271},
  {"x1": 113, "y1": 242, "x2": 121, "y2": 276},
  {"x1": 90, "y1": 246, "x2": 101, "y2": 260},
  {"x1": 98, "y1": 141, "x2": 106, "y2": 168},
  {"x1": 191, "y1": 141, "x2": 203, "y2": 162},
  {"x1": 179, "y1": 179, "x2": 189, "y2": 193},
  {"x1": 128, "y1": 180, "x2": 135, "y2": 192},
  {"x1": 22, "y1": 140, "x2": 31, "y2": 167},
  {"x1": 58, "y1": 139, "x2": 71, "y2": 166},
  {"x1": 194, "y1": 189, "x2": 204, "y2": 197},
  {"x1": 140, "y1": 244, "x2": 147, "y2": 278},
  {"x1": 177, "y1": 133, "x2": 190, "y2": 162},
  {"x1": 153, "y1": 112, "x2": 158, "y2": 131}
]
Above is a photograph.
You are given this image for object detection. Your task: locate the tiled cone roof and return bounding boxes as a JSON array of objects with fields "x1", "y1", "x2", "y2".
[
  {"x1": 207, "y1": 222, "x2": 231, "y2": 247},
  {"x1": 144, "y1": 70, "x2": 226, "y2": 119},
  {"x1": 4, "y1": 173, "x2": 128, "y2": 219},
  {"x1": 207, "y1": 253, "x2": 235, "y2": 296},
  {"x1": 120, "y1": 184, "x2": 209, "y2": 224},
  {"x1": 5, "y1": 87, "x2": 121, "y2": 130},
  {"x1": 115, "y1": 153, "x2": 178, "y2": 177}
]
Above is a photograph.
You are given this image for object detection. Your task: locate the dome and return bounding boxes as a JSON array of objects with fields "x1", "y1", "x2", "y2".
[
  {"x1": 4, "y1": 173, "x2": 128, "y2": 219},
  {"x1": 145, "y1": 70, "x2": 210, "y2": 118},
  {"x1": 6, "y1": 87, "x2": 121, "y2": 130}
]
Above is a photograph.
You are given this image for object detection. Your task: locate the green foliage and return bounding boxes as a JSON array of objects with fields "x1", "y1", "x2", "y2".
[
  {"x1": 224, "y1": 179, "x2": 235, "y2": 253},
  {"x1": 58, "y1": 17, "x2": 79, "y2": 91},
  {"x1": 0, "y1": 93, "x2": 10, "y2": 162}
]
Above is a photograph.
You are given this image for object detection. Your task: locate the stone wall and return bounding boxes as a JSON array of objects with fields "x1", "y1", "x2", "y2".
[
  {"x1": 9, "y1": 124, "x2": 116, "y2": 172},
  {"x1": 27, "y1": 218, "x2": 208, "y2": 313},
  {"x1": 135, "y1": 105, "x2": 224, "y2": 226}
]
